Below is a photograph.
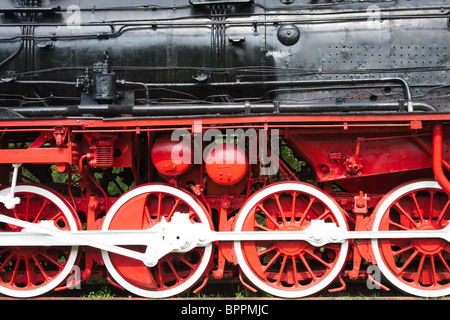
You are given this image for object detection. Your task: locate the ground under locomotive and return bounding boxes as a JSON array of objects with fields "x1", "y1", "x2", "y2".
[{"x1": 0, "y1": 0, "x2": 448, "y2": 299}]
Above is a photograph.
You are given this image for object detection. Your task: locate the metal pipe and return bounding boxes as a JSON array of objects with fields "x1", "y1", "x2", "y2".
[
  {"x1": 432, "y1": 123, "x2": 450, "y2": 195},
  {"x1": 9, "y1": 100, "x2": 436, "y2": 117},
  {"x1": 117, "y1": 80, "x2": 150, "y2": 104},
  {"x1": 4, "y1": 77, "x2": 417, "y2": 112},
  {"x1": 140, "y1": 77, "x2": 415, "y2": 111},
  {"x1": 278, "y1": 101, "x2": 436, "y2": 113}
]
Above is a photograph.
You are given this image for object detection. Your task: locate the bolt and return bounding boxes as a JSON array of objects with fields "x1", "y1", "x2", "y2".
[{"x1": 313, "y1": 233, "x2": 323, "y2": 241}]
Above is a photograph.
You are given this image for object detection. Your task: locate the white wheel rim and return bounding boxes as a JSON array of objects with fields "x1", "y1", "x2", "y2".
[
  {"x1": 372, "y1": 180, "x2": 450, "y2": 298},
  {"x1": 234, "y1": 182, "x2": 349, "y2": 298},
  {"x1": 101, "y1": 184, "x2": 213, "y2": 299},
  {"x1": 0, "y1": 185, "x2": 79, "y2": 298}
]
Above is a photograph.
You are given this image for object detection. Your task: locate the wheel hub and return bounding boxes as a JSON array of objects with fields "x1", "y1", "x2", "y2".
[
  {"x1": 414, "y1": 224, "x2": 446, "y2": 255},
  {"x1": 276, "y1": 226, "x2": 308, "y2": 255}
]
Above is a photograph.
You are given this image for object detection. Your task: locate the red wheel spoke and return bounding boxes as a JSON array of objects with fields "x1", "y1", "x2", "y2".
[
  {"x1": 32, "y1": 199, "x2": 50, "y2": 223},
  {"x1": 438, "y1": 252, "x2": 450, "y2": 273},
  {"x1": 291, "y1": 256, "x2": 300, "y2": 288},
  {"x1": 24, "y1": 258, "x2": 33, "y2": 289},
  {"x1": 430, "y1": 255, "x2": 438, "y2": 287},
  {"x1": 10, "y1": 256, "x2": 21, "y2": 287},
  {"x1": 299, "y1": 252, "x2": 318, "y2": 283},
  {"x1": 255, "y1": 222, "x2": 273, "y2": 232},
  {"x1": 157, "y1": 193, "x2": 163, "y2": 221},
  {"x1": 411, "y1": 192, "x2": 425, "y2": 224},
  {"x1": 257, "y1": 245, "x2": 277, "y2": 257},
  {"x1": 143, "y1": 205, "x2": 153, "y2": 228},
  {"x1": 24, "y1": 194, "x2": 31, "y2": 222},
  {"x1": 165, "y1": 257, "x2": 183, "y2": 285},
  {"x1": 12, "y1": 206, "x2": 20, "y2": 220},
  {"x1": 167, "y1": 198, "x2": 181, "y2": 220},
  {"x1": 275, "y1": 255, "x2": 288, "y2": 286},
  {"x1": 0, "y1": 253, "x2": 13, "y2": 273},
  {"x1": 39, "y1": 249, "x2": 65, "y2": 270},
  {"x1": 388, "y1": 218, "x2": 410, "y2": 230},
  {"x1": 32, "y1": 254, "x2": 51, "y2": 283},
  {"x1": 156, "y1": 263, "x2": 165, "y2": 289},
  {"x1": 274, "y1": 194, "x2": 287, "y2": 225},
  {"x1": 262, "y1": 251, "x2": 281, "y2": 272},
  {"x1": 436, "y1": 199, "x2": 450, "y2": 224},
  {"x1": 291, "y1": 192, "x2": 298, "y2": 221},
  {"x1": 317, "y1": 208, "x2": 331, "y2": 221},
  {"x1": 49, "y1": 212, "x2": 66, "y2": 228},
  {"x1": 257, "y1": 204, "x2": 280, "y2": 230},
  {"x1": 397, "y1": 249, "x2": 419, "y2": 274},
  {"x1": 393, "y1": 202, "x2": 419, "y2": 228},
  {"x1": 176, "y1": 253, "x2": 197, "y2": 271},
  {"x1": 428, "y1": 190, "x2": 435, "y2": 222},
  {"x1": 299, "y1": 196, "x2": 315, "y2": 225},
  {"x1": 392, "y1": 243, "x2": 416, "y2": 257},
  {"x1": 305, "y1": 247, "x2": 333, "y2": 270},
  {"x1": 187, "y1": 209, "x2": 197, "y2": 222},
  {"x1": 413, "y1": 254, "x2": 426, "y2": 286}
]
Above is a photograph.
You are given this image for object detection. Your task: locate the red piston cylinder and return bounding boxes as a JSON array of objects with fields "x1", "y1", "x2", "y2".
[
  {"x1": 204, "y1": 144, "x2": 248, "y2": 185},
  {"x1": 151, "y1": 135, "x2": 193, "y2": 176}
]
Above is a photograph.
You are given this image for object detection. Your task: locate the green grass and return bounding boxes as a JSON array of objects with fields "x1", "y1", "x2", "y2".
[{"x1": 86, "y1": 286, "x2": 116, "y2": 298}]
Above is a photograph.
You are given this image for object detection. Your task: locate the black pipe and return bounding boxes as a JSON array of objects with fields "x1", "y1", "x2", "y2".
[
  {"x1": 5, "y1": 78, "x2": 415, "y2": 111},
  {"x1": 8, "y1": 101, "x2": 437, "y2": 118}
]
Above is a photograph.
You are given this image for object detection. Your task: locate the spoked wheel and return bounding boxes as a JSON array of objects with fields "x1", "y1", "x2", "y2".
[
  {"x1": 372, "y1": 180, "x2": 450, "y2": 297},
  {"x1": 234, "y1": 182, "x2": 349, "y2": 298},
  {"x1": 101, "y1": 184, "x2": 214, "y2": 298},
  {"x1": 0, "y1": 184, "x2": 80, "y2": 298}
]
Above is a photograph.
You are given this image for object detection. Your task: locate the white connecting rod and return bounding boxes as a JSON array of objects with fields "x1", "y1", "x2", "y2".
[
  {"x1": 0, "y1": 213, "x2": 150, "y2": 264},
  {"x1": 1, "y1": 212, "x2": 450, "y2": 267}
]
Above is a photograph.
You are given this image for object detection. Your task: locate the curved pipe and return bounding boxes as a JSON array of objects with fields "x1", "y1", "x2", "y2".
[{"x1": 432, "y1": 123, "x2": 450, "y2": 195}]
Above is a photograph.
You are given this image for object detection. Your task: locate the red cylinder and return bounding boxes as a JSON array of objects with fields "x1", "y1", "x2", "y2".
[
  {"x1": 204, "y1": 144, "x2": 248, "y2": 185},
  {"x1": 151, "y1": 135, "x2": 193, "y2": 176}
]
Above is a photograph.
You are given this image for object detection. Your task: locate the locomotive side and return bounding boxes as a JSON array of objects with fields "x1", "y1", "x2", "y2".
[{"x1": 0, "y1": 0, "x2": 448, "y2": 298}]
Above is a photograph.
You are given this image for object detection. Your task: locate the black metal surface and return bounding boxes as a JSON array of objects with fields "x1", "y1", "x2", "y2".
[{"x1": 0, "y1": 0, "x2": 447, "y2": 118}]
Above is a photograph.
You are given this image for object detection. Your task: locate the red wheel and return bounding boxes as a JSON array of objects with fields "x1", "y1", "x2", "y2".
[
  {"x1": 372, "y1": 180, "x2": 450, "y2": 297},
  {"x1": 101, "y1": 184, "x2": 213, "y2": 298},
  {"x1": 234, "y1": 182, "x2": 349, "y2": 298},
  {"x1": 0, "y1": 185, "x2": 80, "y2": 298}
]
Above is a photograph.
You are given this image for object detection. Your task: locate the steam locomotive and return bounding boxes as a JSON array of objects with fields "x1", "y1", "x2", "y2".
[{"x1": 0, "y1": 0, "x2": 448, "y2": 299}]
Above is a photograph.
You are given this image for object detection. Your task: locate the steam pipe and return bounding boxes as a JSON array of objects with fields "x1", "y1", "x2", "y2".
[
  {"x1": 432, "y1": 122, "x2": 450, "y2": 195},
  {"x1": 9, "y1": 101, "x2": 436, "y2": 117}
]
